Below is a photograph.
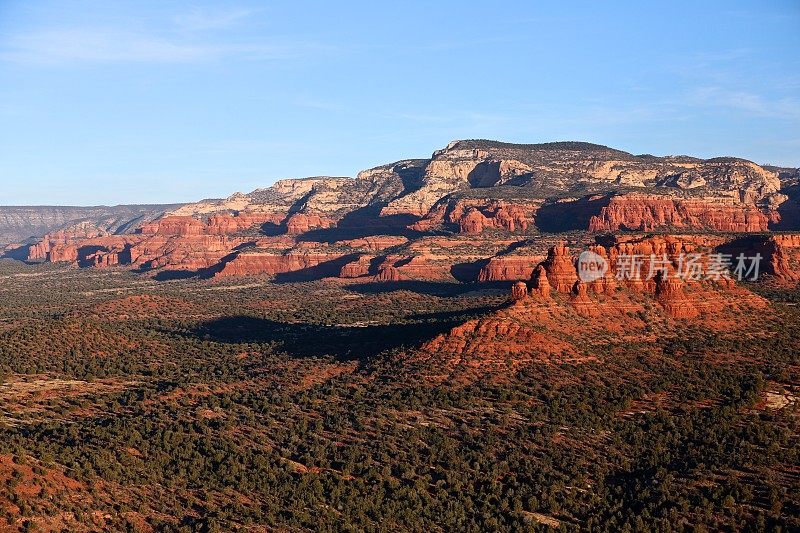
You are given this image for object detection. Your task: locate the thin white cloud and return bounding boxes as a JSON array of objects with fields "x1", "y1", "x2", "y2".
[
  {"x1": 690, "y1": 87, "x2": 800, "y2": 120},
  {"x1": 174, "y1": 7, "x2": 261, "y2": 31},
  {"x1": 3, "y1": 29, "x2": 210, "y2": 63},
  {"x1": 0, "y1": 28, "x2": 335, "y2": 64}
]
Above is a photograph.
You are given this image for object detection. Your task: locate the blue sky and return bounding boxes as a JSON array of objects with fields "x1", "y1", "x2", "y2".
[{"x1": 1, "y1": 0, "x2": 798, "y2": 205}]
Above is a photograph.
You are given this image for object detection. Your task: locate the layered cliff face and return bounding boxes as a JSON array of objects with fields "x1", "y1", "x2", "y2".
[
  {"x1": 216, "y1": 250, "x2": 351, "y2": 278},
  {"x1": 432, "y1": 141, "x2": 781, "y2": 199},
  {"x1": 27, "y1": 221, "x2": 109, "y2": 261},
  {"x1": 380, "y1": 144, "x2": 535, "y2": 217},
  {"x1": 411, "y1": 195, "x2": 542, "y2": 234},
  {"x1": 214, "y1": 236, "x2": 410, "y2": 279},
  {"x1": 284, "y1": 213, "x2": 336, "y2": 235},
  {"x1": 587, "y1": 194, "x2": 774, "y2": 232},
  {"x1": 478, "y1": 255, "x2": 544, "y2": 282},
  {"x1": 762, "y1": 235, "x2": 800, "y2": 282},
  {"x1": 19, "y1": 140, "x2": 799, "y2": 281},
  {"x1": 169, "y1": 160, "x2": 427, "y2": 223}
]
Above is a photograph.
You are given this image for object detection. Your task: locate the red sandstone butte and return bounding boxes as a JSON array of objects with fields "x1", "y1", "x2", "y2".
[
  {"x1": 215, "y1": 251, "x2": 348, "y2": 278},
  {"x1": 540, "y1": 243, "x2": 578, "y2": 292},
  {"x1": 410, "y1": 237, "x2": 770, "y2": 380},
  {"x1": 478, "y1": 255, "x2": 543, "y2": 282}
]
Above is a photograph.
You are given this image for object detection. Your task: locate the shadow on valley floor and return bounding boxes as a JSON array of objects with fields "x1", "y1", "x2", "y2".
[
  {"x1": 771, "y1": 183, "x2": 800, "y2": 230},
  {"x1": 186, "y1": 307, "x2": 503, "y2": 362},
  {"x1": 272, "y1": 254, "x2": 362, "y2": 282},
  {"x1": 344, "y1": 280, "x2": 512, "y2": 296},
  {"x1": 0, "y1": 244, "x2": 33, "y2": 261}
]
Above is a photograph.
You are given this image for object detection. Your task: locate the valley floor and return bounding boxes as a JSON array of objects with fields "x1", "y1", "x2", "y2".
[{"x1": 0, "y1": 260, "x2": 798, "y2": 531}]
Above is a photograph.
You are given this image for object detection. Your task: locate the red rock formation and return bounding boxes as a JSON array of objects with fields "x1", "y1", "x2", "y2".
[
  {"x1": 511, "y1": 281, "x2": 528, "y2": 301},
  {"x1": 28, "y1": 225, "x2": 106, "y2": 261},
  {"x1": 91, "y1": 250, "x2": 120, "y2": 267},
  {"x1": 284, "y1": 213, "x2": 336, "y2": 235},
  {"x1": 764, "y1": 234, "x2": 800, "y2": 282},
  {"x1": 207, "y1": 212, "x2": 284, "y2": 235},
  {"x1": 138, "y1": 216, "x2": 206, "y2": 236},
  {"x1": 335, "y1": 236, "x2": 408, "y2": 250},
  {"x1": 530, "y1": 265, "x2": 552, "y2": 299},
  {"x1": 414, "y1": 278, "x2": 767, "y2": 381},
  {"x1": 571, "y1": 282, "x2": 600, "y2": 316},
  {"x1": 655, "y1": 273, "x2": 700, "y2": 318},
  {"x1": 478, "y1": 255, "x2": 542, "y2": 282},
  {"x1": 588, "y1": 195, "x2": 771, "y2": 232},
  {"x1": 458, "y1": 209, "x2": 491, "y2": 234},
  {"x1": 582, "y1": 245, "x2": 617, "y2": 294},
  {"x1": 410, "y1": 237, "x2": 771, "y2": 380},
  {"x1": 518, "y1": 236, "x2": 759, "y2": 317},
  {"x1": 48, "y1": 244, "x2": 79, "y2": 263},
  {"x1": 129, "y1": 234, "x2": 240, "y2": 271},
  {"x1": 374, "y1": 265, "x2": 402, "y2": 281},
  {"x1": 411, "y1": 198, "x2": 538, "y2": 234},
  {"x1": 371, "y1": 254, "x2": 454, "y2": 281},
  {"x1": 339, "y1": 255, "x2": 374, "y2": 278},
  {"x1": 458, "y1": 204, "x2": 531, "y2": 234},
  {"x1": 216, "y1": 251, "x2": 349, "y2": 278},
  {"x1": 541, "y1": 243, "x2": 578, "y2": 292}
]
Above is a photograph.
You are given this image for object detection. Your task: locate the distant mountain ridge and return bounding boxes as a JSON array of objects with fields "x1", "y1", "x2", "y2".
[
  {"x1": 0, "y1": 205, "x2": 181, "y2": 246},
  {"x1": 9, "y1": 139, "x2": 800, "y2": 283},
  {"x1": 168, "y1": 138, "x2": 789, "y2": 221}
]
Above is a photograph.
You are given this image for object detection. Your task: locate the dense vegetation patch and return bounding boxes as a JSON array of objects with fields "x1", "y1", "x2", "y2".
[{"x1": 0, "y1": 264, "x2": 797, "y2": 531}]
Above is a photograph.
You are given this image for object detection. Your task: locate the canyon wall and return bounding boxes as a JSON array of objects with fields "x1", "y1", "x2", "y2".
[
  {"x1": 16, "y1": 140, "x2": 800, "y2": 284},
  {"x1": 588, "y1": 194, "x2": 774, "y2": 232}
]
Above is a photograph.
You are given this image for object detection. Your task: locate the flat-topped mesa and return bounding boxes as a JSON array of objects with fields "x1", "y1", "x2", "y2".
[
  {"x1": 19, "y1": 140, "x2": 799, "y2": 278},
  {"x1": 138, "y1": 209, "x2": 341, "y2": 239},
  {"x1": 138, "y1": 212, "x2": 279, "y2": 236},
  {"x1": 479, "y1": 255, "x2": 543, "y2": 282},
  {"x1": 423, "y1": 139, "x2": 780, "y2": 199},
  {"x1": 215, "y1": 250, "x2": 350, "y2": 278},
  {"x1": 369, "y1": 253, "x2": 454, "y2": 282}
]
